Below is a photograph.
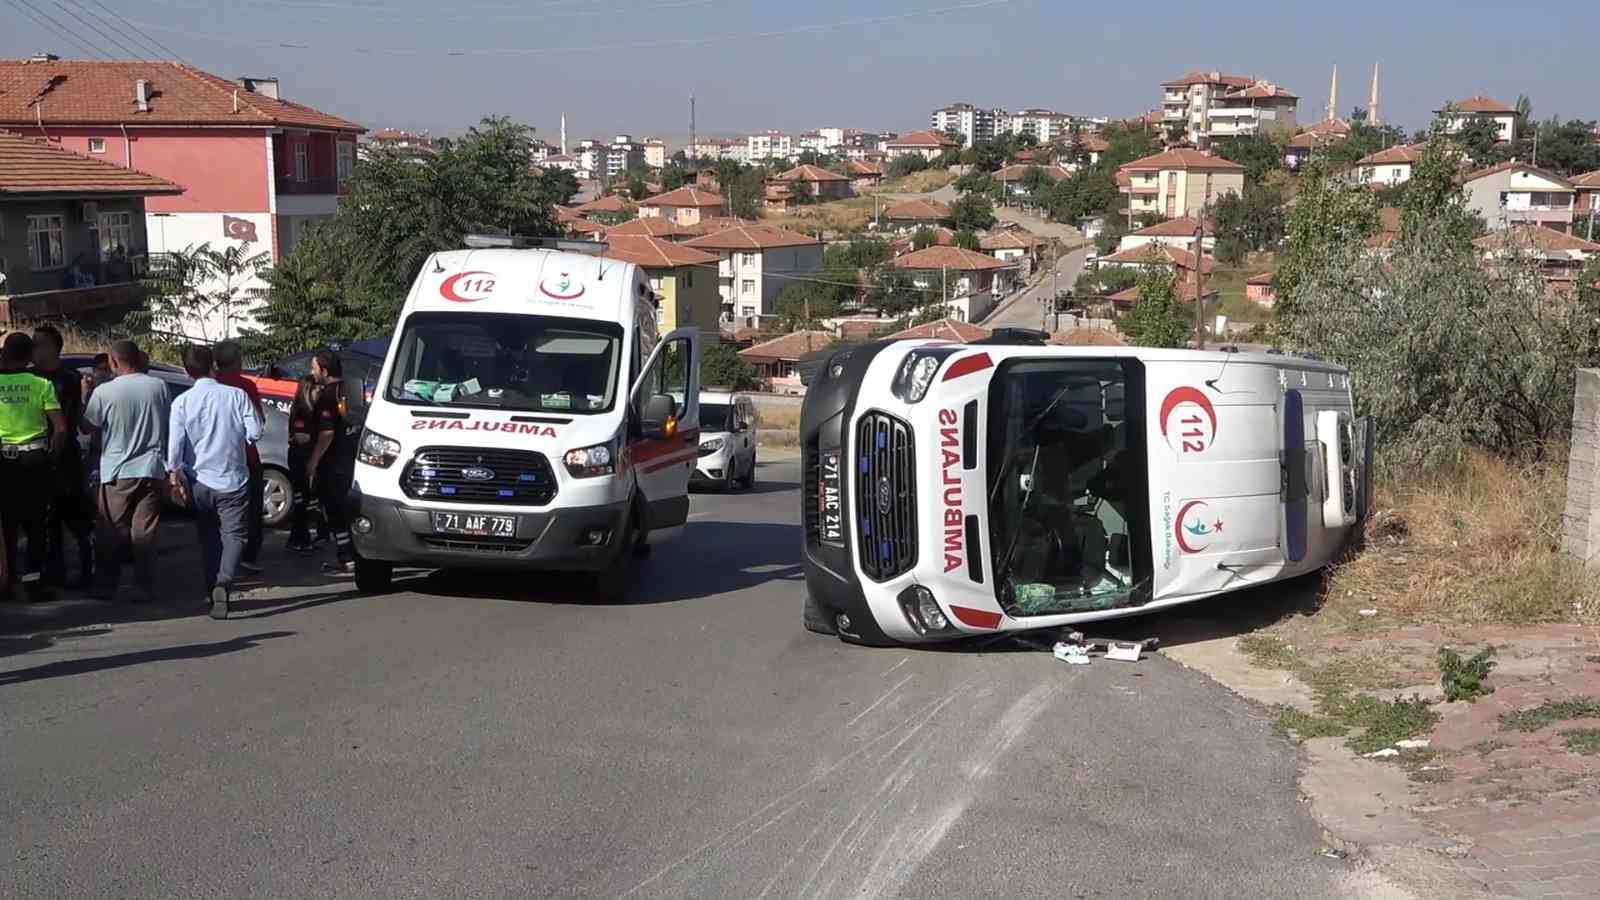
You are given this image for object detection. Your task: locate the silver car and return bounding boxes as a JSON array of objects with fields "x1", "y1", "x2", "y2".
[{"x1": 692, "y1": 392, "x2": 756, "y2": 491}]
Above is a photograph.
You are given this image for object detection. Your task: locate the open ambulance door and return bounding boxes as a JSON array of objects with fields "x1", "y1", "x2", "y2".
[{"x1": 628, "y1": 326, "x2": 702, "y2": 542}]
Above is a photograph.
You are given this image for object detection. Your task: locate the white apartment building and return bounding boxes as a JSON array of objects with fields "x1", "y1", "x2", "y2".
[
  {"x1": 1006, "y1": 109, "x2": 1074, "y2": 144},
  {"x1": 690, "y1": 138, "x2": 740, "y2": 161},
  {"x1": 796, "y1": 132, "x2": 831, "y2": 155},
  {"x1": 1436, "y1": 95, "x2": 1518, "y2": 143},
  {"x1": 1208, "y1": 82, "x2": 1298, "y2": 139},
  {"x1": 643, "y1": 138, "x2": 667, "y2": 169},
  {"x1": 745, "y1": 130, "x2": 794, "y2": 162},
  {"x1": 1160, "y1": 71, "x2": 1298, "y2": 146},
  {"x1": 604, "y1": 134, "x2": 645, "y2": 176},
  {"x1": 528, "y1": 139, "x2": 557, "y2": 162},
  {"x1": 818, "y1": 127, "x2": 846, "y2": 149},
  {"x1": 576, "y1": 139, "x2": 604, "y2": 179},
  {"x1": 683, "y1": 224, "x2": 824, "y2": 321},
  {"x1": 1356, "y1": 144, "x2": 1423, "y2": 187},
  {"x1": 930, "y1": 103, "x2": 1004, "y2": 148}
]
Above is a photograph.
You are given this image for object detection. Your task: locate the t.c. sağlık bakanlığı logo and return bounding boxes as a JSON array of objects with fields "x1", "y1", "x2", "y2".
[
  {"x1": 539, "y1": 271, "x2": 586, "y2": 300},
  {"x1": 1159, "y1": 386, "x2": 1218, "y2": 456},
  {"x1": 1174, "y1": 499, "x2": 1224, "y2": 553}
]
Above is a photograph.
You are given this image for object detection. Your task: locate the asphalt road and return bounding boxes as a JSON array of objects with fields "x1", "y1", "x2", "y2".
[
  {"x1": 982, "y1": 245, "x2": 1090, "y2": 332},
  {"x1": 3, "y1": 457, "x2": 1359, "y2": 898}
]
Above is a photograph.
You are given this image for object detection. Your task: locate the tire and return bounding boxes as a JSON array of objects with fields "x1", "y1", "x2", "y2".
[
  {"x1": 594, "y1": 501, "x2": 643, "y2": 599},
  {"x1": 803, "y1": 586, "x2": 837, "y2": 636},
  {"x1": 354, "y1": 557, "x2": 393, "y2": 594},
  {"x1": 261, "y1": 468, "x2": 293, "y2": 528},
  {"x1": 742, "y1": 454, "x2": 757, "y2": 490}
]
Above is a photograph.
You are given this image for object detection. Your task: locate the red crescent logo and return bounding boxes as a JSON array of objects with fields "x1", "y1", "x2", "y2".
[
  {"x1": 439, "y1": 270, "x2": 496, "y2": 302},
  {"x1": 1159, "y1": 386, "x2": 1217, "y2": 438},
  {"x1": 1175, "y1": 500, "x2": 1211, "y2": 554},
  {"x1": 539, "y1": 272, "x2": 586, "y2": 300}
]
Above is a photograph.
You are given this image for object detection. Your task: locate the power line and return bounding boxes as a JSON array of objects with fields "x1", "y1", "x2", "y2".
[
  {"x1": 51, "y1": 0, "x2": 151, "y2": 59},
  {"x1": 6, "y1": 0, "x2": 113, "y2": 59},
  {"x1": 83, "y1": 0, "x2": 184, "y2": 59}
]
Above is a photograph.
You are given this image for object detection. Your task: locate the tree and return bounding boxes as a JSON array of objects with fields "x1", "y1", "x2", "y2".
[
  {"x1": 773, "y1": 280, "x2": 839, "y2": 330},
  {"x1": 1444, "y1": 115, "x2": 1510, "y2": 165},
  {"x1": 1523, "y1": 118, "x2": 1600, "y2": 176},
  {"x1": 954, "y1": 170, "x2": 998, "y2": 196},
  {"x1": 1121, "y1": 268, "x2": 1190, "y2": 348},
  {"x1": 1073, "y1": 266, "x2": 1138, "y2": 297},
  {"x1": 953, "y1": 228, "x2": 981, "y2": 251},
  {"x1": 867, "y1": 268, "x2": 924, "y2": 318},
  {"x1": 660, "y1": 164, "x2": 687, "y2": 191},
  {"x1": 131, "y1": 241, "x2": 269, "y2": 343},
  {"x1": 911, "y1": 226, "x2": 939, "y2": 250},
  {"x1": 1274, "y1": 160, "x2": 1381, "y2": 321},
  {"x1": 701, "y1": 339, "x2": 763, "y2": 391},
  {"x1": 823, "y1": 236, "x2": 891, "y2": 270},
  {"x1": 243, "y1": 224, "x2": 393, "y2": 358},
  {"x1": 1399, "y1": 140, "x2": 1481, "y2": 247},
  {"x1": 886, "y1": 154, "x2": 929, "y2": 178},
  {"x1": 1211, "y1": 183, "x2": 1286, "y2": 265},
  {"x1": 950, "y1": 193, "x2": 996, "y2": 231},
  {"x1": 1215, "y1": 133, "x2": 1284, "y2": 183}
]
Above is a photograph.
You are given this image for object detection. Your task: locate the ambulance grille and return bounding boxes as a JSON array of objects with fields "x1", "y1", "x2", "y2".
[
  {"x1": 401, "y1": 447, "x2": 557, "y2": 506},
  {"x1": 854, "y1": 411, "x2": 916, "y2": 581}
]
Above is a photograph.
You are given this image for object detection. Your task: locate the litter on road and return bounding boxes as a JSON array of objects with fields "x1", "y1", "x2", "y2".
[
  {"x1": 1394, "y1": 739, "x2": 1430, "y2": 749},
  {"x1": 1053, "y1": 641, "x2": 1091, "y2": 664},
  {"x1": 1362, "y1": 748, "x2": 1400, "y2": 758}
]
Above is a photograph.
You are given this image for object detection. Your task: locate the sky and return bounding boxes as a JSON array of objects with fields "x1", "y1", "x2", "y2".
[{"x1": 4, "y1": 0, "x2": 1597, "y2": 143}]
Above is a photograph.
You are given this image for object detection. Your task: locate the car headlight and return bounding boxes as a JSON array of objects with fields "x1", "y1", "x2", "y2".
[
  {"x1": 897, "y1": 584, "x2": 956, "y2": 636},
  {"x1": 890, "y1": 348, "x2": 958, "y2": 403},
  {"x1": 698, "y1": 436, "x2": 726, "y2": 457},
  {"x1": 564, "y1": 439, "x2": 617, "y2": 478},
  {"x1": 357, "y1": 428, "x2": 400, "y2": 468}
]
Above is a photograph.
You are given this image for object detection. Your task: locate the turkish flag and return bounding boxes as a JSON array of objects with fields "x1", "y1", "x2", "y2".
[{"x1": 223, "y1": 215, "x2": 258, "y2": 243}]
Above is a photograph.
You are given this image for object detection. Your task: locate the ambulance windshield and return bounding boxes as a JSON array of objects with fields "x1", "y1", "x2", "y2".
[
  {"x1": 386, "y1": 312, "x2": 623, "y2": 414},
  {"x1": 987, "y1": 358, "x2": 1138, "y2": 617}
]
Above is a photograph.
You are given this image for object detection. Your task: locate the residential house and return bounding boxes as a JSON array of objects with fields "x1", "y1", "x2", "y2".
[
  {"x1": 745, "y1": 131, "x2": 793, "y2": 162},
  {"x1": 1437, "y1": 95, "x2": 1518, "y2": 143},
  {"x1": 690, "y1": 137, "x2": 739, "y2": 161},
  {"x1": 771, "y1": 164, "x2": 852, "y2": 203},
  {"x1": 1005, "y1": 109, "x2": 1075, "y2": 145},
  {"x1": 637, "y1": 186, "x2": 725, "y2": 226},
  {"x1": 1098, "y1": 242, "x2": 1215, "y2": 298},
  {"x1": 1473, "y1": 224, "x2": 1600, "y2": 286},
  {"x1": 1244, "y1": 271, "x2": 1276, "y2": 307},
  {"x1": 573, "y1": 193, "x2": 630, "y2": 220},
  {"x1": 679, "y1": 216, "x2": 756, "y2": 238},
  {"x1": 1356, "y1": 144, "x2": 1424, "y2": 187},
  {"x1": 542, "y1": 153, "x2": 583, "y2": 177},
  {"x1": 366, "y1": 127, "x2": 434, "y2": 157},
  {"x1": 796, "y1": 131, "x2": 830, "y2": 155},
  {"x1": 1062, "y1": 134, "x2": 1109, "y2": 171},
  {"x1": 1159, "y1": 70, "x2": 1256, "y2": 146},
  {"x1": 885, "y1": 318, "x2": 991, "y2": 342},
  {"x1": 930, "y1": 103, "x2": 1003, "y2": 148},
  {"x1": 1208, "y1": 81, "x2": 1299, "y2": 141},
  {"x1": 528, "y1": 138, "x2": 557, "y2": 162},
  {"x1": 884, "y1": 129, "x2": 959, "y2": 161},
  {"x1": 1463, "y1": 161, "x2": 1576, "y2": 232},
  {"x1": 1573, "y1": 170, "x2": 1600, "y2": 226},
  {"x1": 739, "y1": 330, "x2": 834, "y2": 393},
  {"x1": 555, "y1": 205, "x2": 605, "y2": 236},
  {"x1": 1285, "y1": 118, "x2": 1350, "y2": 169},
  {"x1": 992, "y1": 164, "x2": 1071, "y2": 197},
  {"x1": 1117, "y1": 149, "x2": 1245, "y2": 219},
  {"x1": 1116, "y1": 215, "x2": 1214, "y2": 253},
  {"x1": 684, "y1": 224, "x2": 824, "y2": 323},
  {"x1": 978, "y1": 229, "x2": 1039, "y2": 273},
  {"x1": 603, "y1": 216, "x2": 690, "y2": 240},
  {"x1": 892, "y1": 226, "x2": 955, "y2": 257},
  {"x1": 0, "y1": 129, "x2": 182, "y2": 324},
  {"x1": 845, "y1": 159, "x2": 884, "y2": 192},
  {"x1": 891, "y1": 245, "x2": 1016, "y2": 322},
  {"x1": 604, "y1": 135, "x2": 645, "y2": 177},
  {"x1": 883, "y1": 198, "x2": 953, "y2": 230},
  {"x1": 599, "y1": 235, "x2": 721, "y2": 330},
  {"x1": 643, "y1": 138, "x2": 668, "y2": 169},
  {"x1": 0, "y1": 56, "x2": 364, "y2": 337}
]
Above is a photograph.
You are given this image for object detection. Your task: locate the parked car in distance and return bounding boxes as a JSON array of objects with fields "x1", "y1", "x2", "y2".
[{"x1": 693, "y1": 391, "x2": 757, "y2": 491}]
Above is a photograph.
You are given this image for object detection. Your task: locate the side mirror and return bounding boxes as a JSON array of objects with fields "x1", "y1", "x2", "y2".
[{"x1": 639, "y1": 393, "x2": 677, "y2": 440}]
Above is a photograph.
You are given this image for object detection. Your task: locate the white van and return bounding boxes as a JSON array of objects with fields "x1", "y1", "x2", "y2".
[
  {"x1": 799, "y1": 336, "x2": 1372, "y2": 645},
  {"x1": 692, "y1": 391, "x2": 757, "y2": 491},
  {"x1": 348, "y1": 237, "x2": 702, "y2": 598}
]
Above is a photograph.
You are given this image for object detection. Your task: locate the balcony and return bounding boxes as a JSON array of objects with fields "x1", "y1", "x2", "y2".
[
  {"x1": 1207, "y1": 107, "x2": 1258, "y2": 118},
  {"x1": 275, "y1": 174, "x2": 343, "y2": 195}
]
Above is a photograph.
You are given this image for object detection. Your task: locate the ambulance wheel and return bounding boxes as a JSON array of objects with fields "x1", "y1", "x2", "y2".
[
  {"x1": 628, "y1": 495, "x2": 651, "y2": 559},
  {"x1": 594, "y1": 503, "x2": 642, "y2": 600},
  {"x1": 803, "y1": 587, "x2": 837, "y2": 636},
  {"x1": 354, "y1": 557, "x2": 393, "y2": 594}
]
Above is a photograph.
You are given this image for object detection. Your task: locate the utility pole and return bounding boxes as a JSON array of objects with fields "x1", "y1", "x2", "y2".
[{"x1": 1193, "y1": 221, "x2": 1206, "y2": 350}]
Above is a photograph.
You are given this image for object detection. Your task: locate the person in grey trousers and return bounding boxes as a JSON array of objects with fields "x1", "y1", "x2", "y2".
[{"x1": 167, "y1": 345, "x2": 261, "y2": 619}]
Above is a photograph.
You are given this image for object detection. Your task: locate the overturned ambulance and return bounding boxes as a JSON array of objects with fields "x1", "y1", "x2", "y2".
[{"x1": 799, "y1": 337, "x2": 1372, "y2": 646}]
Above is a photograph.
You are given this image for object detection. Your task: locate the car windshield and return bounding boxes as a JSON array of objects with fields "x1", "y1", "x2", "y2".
[
  {"x1": 986, "y1": 358, "x2": 1140, "y2": 617},
  {"x1": 700, "y1": 402, "x2": 731, "y2": 432},
  {"x1": 385, "y1": 312, "x2": 622, "y2": 414}
]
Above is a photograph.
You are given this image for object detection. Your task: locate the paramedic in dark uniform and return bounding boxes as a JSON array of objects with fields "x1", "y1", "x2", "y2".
[
  {"x1": 0, "y1": 332, "x2": 69, "y2": 599},
  {"x1": 307, "y1": 351, "x2": 356, "y2": 575},
  {"x1": 31, "y1": 325, "x2": 95, "y2": 587}
]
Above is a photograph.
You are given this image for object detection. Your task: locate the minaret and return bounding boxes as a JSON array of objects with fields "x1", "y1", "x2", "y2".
[
  {"x1": 560, "y1": 114, "x2": 567, "y2": 155},
  {"x1": 1327, "y1": 64, "x2": 1338, "y2": 122},
  {"x1": 1368, "y1": 63, "x2": 1380, "y2": 126}
]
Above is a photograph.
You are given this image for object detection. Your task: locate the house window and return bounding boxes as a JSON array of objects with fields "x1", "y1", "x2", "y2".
[
  {"x1": 336, "y1": 142, "x2": 355, "y2": 183},
  {"x1": 98, "y1": 211, "x2": 133, "y2": 255},
  {"x1": 293, "y1": 143, "x2": 308, "y2": 181},
  {"x1": 684, "y1": 269, "x2": 693, "y2": 288},
  {"x1": 741, "y1": 279, "x2": 755, "y2": 297},
  {"x1": 1392, "y1": 168, "x2": 1403, "y2": 181},
  {"x1": 740, "y1": 305, "x2": 756, "y2": 318},
  {"x1": 88, "y1": 137, "x2": 106, "y2": 154},
  {"x1": 27, "y1": 215, "x2": 65, "y2": 270}
]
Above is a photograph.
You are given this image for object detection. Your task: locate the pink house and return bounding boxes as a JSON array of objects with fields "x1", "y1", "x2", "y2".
[
  {"x1": 1245, "y1": 271, "x2": 1276, "y2": 307},
  {"x1": 0, "y1": 55, "x2": 364, "y2": 336}
]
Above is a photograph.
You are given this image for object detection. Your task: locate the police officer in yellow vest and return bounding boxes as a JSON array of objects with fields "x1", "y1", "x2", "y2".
[{"x1": 0, "y1": 332, "x2": 69, "y2": 598}]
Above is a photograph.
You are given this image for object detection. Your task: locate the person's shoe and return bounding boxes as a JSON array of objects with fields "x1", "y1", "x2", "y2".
[
  {"x1": 322, "y1": 561, "x2": 355, "y2": 577},
  {"x1": 238, "y1": 560, "x2": 263, "y2": 575},
  {"x1": 285, "y1": 539, "x2": 314, "y2": 554},
  {"x1": 209, "y1": 585, "x2": 230, "y2": 620}
]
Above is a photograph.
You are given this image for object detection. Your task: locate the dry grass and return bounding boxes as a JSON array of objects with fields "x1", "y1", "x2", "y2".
[
  {"x1": 754, "y1": 404, "x2": 801, "y2": 448},
  {"x1": 877, "y1": 170, "x2": 955, "y2": 194},
  {"x1": 763, "y1": 196, "x2": 880, "y2": 235},
  {"x1": 1327, "y1": 452, "x2": 1599, "y2": 626}
]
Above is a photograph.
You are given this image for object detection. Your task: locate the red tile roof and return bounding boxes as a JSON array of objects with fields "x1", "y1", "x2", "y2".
[
  {"x1": 1572, "y1": 170, "x2": 1600, "y2": 188},
  {"x1": 1245, "y1": 271, "x2": 1275, "y2": 285},
  {"x1": 574, "y1": 194, "x2": 629, "y2": 214},
  {"x1": 0, "y1": 59, "x2": 362, "y2": 131},
  {"x1": 599, "y1": 234, "x2": 720, "y2": 268},
  {"x1": 894, "y1": 226, "x2": 956, "y2": 253},
  {"x1": 1357, "y1": 143, "x2": 1425, "y2": 166},
  {"x1": 1440, "y1": 94, "x2": 1515, "y2": 115},
  {"x1": 885, "y1": 318, "x2": 991, "y2": 342},
  {"x1": 1223, "y1": 81, "x2": 1297, "y2": 100},
  {"x1": 885, "y1": 129, "x2": 959, "y2": 148},
  {"x1": 564, "y1": 217, "x2": 605, "y2": 235},
  {"x1": 1077, "y1": 135, "x2": 1110, "y2": 153},
  {"x1": 555, "y1": 205, "x2": 584, "y2": 221},
  {"x1": 639, "y1": 185, "x2": 725, "y2": 208},
  {"x1": 977, "y1": 230, "x2": 1038, "y2": 251},
  {"x1": 739, "y1": 330, "x2": 834, "y2": 362},
  {"x1": 1100, "y1": 242, "x2": 1214, "y2": 274},
  {"x1": 1161, "y1": 70, "x2": 1253, "y2": 88},
  {"x1": 1130, "y1": 215, "x2": 1211, "y2": 237},
  {"x1": 678, "y1": 216, "x2": 756, "y2": 236},
  {"x1": 1288, "y1": 118, "x2": 1351, "y2": 149},
  {"x1": 604, "y1": 216, "x2": 690, "y2": 238},
  {"x1": 774, "y1": 164, "x2": 848, "y2": 183},
  {"x1": 0, "y1": 128, "x2": 181, "y2": 195},
  {"x1": 1473, "y1": 224, "x2": 1600, "y2": 254},
  {"x1": 992, "y1": 164, "x2": 1072, "y2": 182},
  {"x1": 1119, "y1": 148, "x2": 1245, "y2": 172},
  {"x1": 1462, "y1": 160, "x2": 1574, "y2": 188},
  {"x1": 845, "y1": 159, "x2": 884, "y2": 177},
  {"x1": 684, "y1": 223, "x2": 820, "y2": 251},
  {"x1": 892, "y1": 245, "x2": 1011, "y2": 271},
  {"x1": 1107, "y1": 286, "x2": 1140, "y2": 306},
  {"x1": 884, "y1": 198, "x2": 952, "y2": 220}
]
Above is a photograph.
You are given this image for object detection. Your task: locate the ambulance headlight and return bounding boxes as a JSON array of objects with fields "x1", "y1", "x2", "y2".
[
  {"x1": 890, "y1": 348, "x2": 958, "y2": 404},
  {"x1": 357, "y1": 429, "x2": 400, "y2": 468},
  {"x1": 564, "y1": 440, "x2": 616, "y2": 478},
  {"x1": 897, "y1": 585, "x2": 955, "y2": 636}
]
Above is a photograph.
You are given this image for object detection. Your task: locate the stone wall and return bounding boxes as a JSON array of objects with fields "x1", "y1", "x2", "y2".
[{"x1": 1562, "y1": 368, "x2": 1600, "y2": 571}]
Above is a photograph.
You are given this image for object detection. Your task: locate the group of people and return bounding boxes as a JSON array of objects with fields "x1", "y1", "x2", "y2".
[{"x1": 0, "y1": 331, "x2": 358, "y2": 619}]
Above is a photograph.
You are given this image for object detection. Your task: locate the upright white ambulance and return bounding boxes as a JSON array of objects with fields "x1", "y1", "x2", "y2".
[
  {"x1": 348, "y1": 237, "x2": 701, "y2": 597},
  {"x1": 799, "y1": 337, "x2": 1372, "y2": 645}
]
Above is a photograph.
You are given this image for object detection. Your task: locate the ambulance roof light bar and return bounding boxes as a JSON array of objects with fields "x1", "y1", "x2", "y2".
[{"x1": 462, "y1": 233, "x2": 609, "y2": 253}]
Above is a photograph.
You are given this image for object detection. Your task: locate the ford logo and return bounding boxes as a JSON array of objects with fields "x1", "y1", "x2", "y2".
[
  {"x1": 461, "y1": 466, "x2": 496, "y2": 481},
  {"x1": 876, "y1": 476, "x2": 893, "y2": 514}
]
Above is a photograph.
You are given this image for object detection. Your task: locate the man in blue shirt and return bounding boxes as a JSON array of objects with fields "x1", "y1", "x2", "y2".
[{"x1": 168, "y1": 345, "x2": 261, "y2": 619}]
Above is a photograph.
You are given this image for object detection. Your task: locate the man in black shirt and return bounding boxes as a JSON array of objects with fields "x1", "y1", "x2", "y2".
[
  {"x1": 308, "y1": 350, "x2": 358, "y2": 574},
  {"x1": 31, "y1": 325, "x2": 94, "y2": 587}
]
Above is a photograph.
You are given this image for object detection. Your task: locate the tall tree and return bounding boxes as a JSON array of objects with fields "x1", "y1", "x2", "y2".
[
  {"x1": 133, "y1": 242, "x2": 269, "y2": 343},
  {"x1": 1215, "y1": 133, "x2": 1285, "y2": 182},
  {"x1": 950, "y1": 194, "x2": 997, "y2": 231},
  {"x1": 1121, "y1": 268, "x2": 1190, "y2": 348},
  {"x1": 1211, "y1": 183, "x2": 1287, "y2": 265}
]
